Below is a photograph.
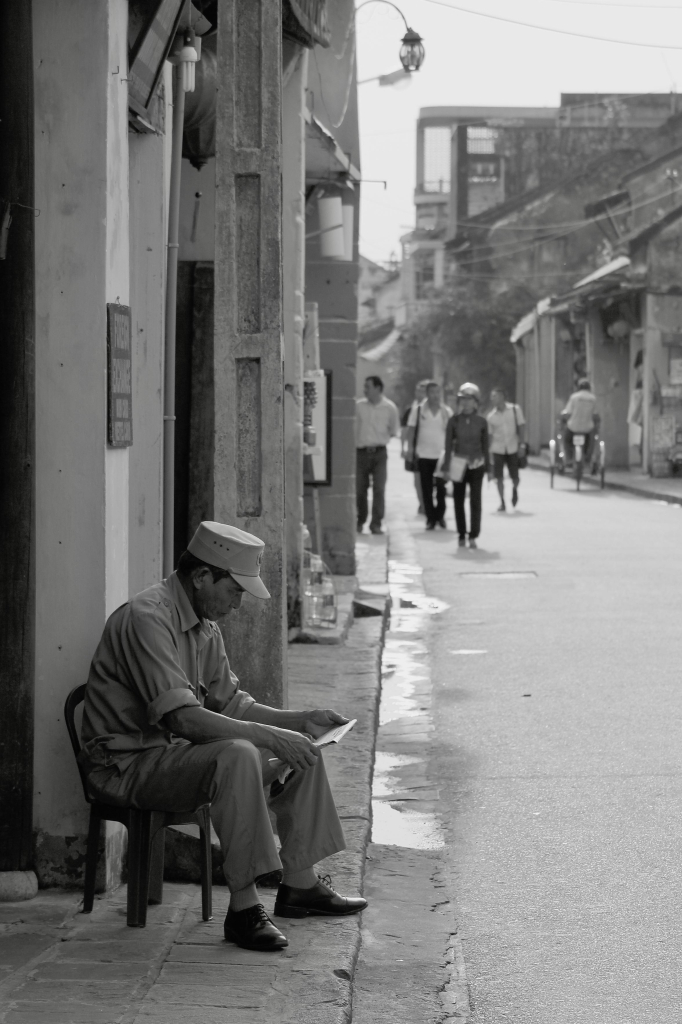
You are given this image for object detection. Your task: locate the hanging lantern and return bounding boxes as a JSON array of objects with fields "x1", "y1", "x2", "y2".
[
  {"x1": 317, "y1": 195, "x2": 345, "y2": 259},
  {"x1": 342, "y1": 204, "x2": 354, "y2": 262},
  {"x1": 399, "y1": 28, "x2": 425, "y2": 72}
]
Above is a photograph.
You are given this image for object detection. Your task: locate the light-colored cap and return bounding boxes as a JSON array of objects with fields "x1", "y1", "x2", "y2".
[{"x1": 187, "y1": 521, "x2": 270, "y2": 600}]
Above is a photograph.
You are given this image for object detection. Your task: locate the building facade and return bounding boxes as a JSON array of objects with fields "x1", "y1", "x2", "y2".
[{"x1": 0, "y1": 0, "x2": 360, "y2": 898}]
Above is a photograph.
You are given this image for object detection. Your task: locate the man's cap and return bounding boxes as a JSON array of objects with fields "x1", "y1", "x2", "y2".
[{"x1": 187, "y1": 522, "x2": 270, "y2": 600}]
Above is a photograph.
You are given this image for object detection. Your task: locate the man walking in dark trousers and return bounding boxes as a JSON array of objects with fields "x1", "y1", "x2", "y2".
[
  {"x1": 406, "y1": 381, "x2": 452, "y2": 530},
  {"x1": 356, "y1": 375, "x2": 399, "y2": 535}
]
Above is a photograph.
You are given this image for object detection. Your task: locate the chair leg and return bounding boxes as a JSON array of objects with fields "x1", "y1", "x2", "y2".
[
  {"x1": 197, "y1": 807, "x2": 213, "y2": 922},
  {"x1": 82, "y1": 810, "x2": 101, "y2": 913},
  {"x1": 147, "y1": 821, "x2": 165, "y2": 906},
  {"x1": 127, "y1": 809, "x2": 152, "y2": 927}
]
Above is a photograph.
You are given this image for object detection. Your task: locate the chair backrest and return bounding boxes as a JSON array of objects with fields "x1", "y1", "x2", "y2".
[{"x1": 64, "y1": 684, "x2": 90, "y2": 802}]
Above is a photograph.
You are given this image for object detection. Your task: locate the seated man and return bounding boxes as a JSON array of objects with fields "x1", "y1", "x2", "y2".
[{"x1": 80, "y1": 521, "x2": 366, "y2": 952}]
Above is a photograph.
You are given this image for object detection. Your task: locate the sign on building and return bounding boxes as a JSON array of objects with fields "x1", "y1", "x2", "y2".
[{"x1": 107, "y1": 303, "x2": 133, "y2": 447}]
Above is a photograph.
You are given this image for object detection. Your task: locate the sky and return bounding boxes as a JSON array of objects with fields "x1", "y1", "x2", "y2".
[{"x1": 355, "y1": 0, "x2": 682, "y2": 265}]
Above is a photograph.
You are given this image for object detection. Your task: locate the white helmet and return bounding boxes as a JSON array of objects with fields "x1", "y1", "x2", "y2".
[{"x1": 457, "y1": 382, "x2": 481, "y2": 403}]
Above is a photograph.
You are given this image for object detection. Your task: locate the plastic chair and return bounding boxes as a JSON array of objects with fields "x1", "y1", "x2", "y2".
[{"x1": 64, "y1": 684, "x2": 213, "y2": 927}]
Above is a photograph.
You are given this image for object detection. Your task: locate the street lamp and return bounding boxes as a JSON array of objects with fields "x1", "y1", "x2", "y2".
[
  {"x1": 356, "y1": 0, "x2": 425, "y2": 73},
  {"x1": 398, "y1": 27, "x2": 425, "y2": 73}
]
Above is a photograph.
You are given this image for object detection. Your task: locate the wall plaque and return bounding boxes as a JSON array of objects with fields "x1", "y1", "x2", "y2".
[{"x1": 107, "y1": 303, "x2": 133, "y2": 447}]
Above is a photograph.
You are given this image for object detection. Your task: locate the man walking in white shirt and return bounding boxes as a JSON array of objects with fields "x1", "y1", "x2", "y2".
[
  {"x1": 356, "y1": 376, "x2": 400, "y2": 535},
  {"x1": 406, "y1": 381, "x2": 453, "y2": 530},
  {"x1": 401, "y1": 379, "x2": 430, "y2": 515},
  {"x1": 487, "y1": 387, "x2": 526, "y2": 512}
]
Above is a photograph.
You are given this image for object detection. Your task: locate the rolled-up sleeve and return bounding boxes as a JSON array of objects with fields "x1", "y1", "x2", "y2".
[
  {"x1": 203, "y1": 627, "x2": 256, "y2": 719},
  {"x1": 147, "y1": 686, "x2": 200, "y2": 726},
  {"x1": 126, "y1": 607, "x2": 202, "y2": 726}
]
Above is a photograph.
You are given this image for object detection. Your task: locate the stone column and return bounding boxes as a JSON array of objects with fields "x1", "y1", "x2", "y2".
[{"x1": 214, "y1": 0, "x2": 286, "y2": 706}]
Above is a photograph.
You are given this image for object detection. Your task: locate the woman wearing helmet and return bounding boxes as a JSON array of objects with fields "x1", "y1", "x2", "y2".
[{"x1": 442, "y1": 383, "x2": 490, "y2": 549}]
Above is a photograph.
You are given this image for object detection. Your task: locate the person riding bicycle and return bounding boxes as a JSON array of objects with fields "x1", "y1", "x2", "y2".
[{"x1": 561, "y1": 378, "x2": 600, "y2": 464}]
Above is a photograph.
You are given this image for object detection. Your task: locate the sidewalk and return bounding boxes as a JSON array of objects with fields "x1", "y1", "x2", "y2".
[
  {"x1": 0, "y1": 537, "x2": 388, "y2": 1024},
  {"x1": 529, "y1": 453, "x2": 682, "y2": 504}
]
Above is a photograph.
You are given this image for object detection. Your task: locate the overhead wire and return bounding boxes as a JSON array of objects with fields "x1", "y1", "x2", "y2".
[
  {"x1": 537, "y1": 0, "x2": 681, "y2": 7},
  {"x1": 408, "y1": 183, "x2": 682, "y2": 268},
  {"x1": 420, "y1": 0, "x2": 682, "y2": 49},
  {"x1": 360, "y1": 183, "x2": 682, "y2": 270},
  {"x1": 421, "y1": 180, "x2": 682, "y2": 234}
]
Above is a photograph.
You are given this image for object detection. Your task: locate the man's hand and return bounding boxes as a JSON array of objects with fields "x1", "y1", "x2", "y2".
[
  {"x1": 266, "y1": 726, "x2": 320, "y2": 772},
  {"x1": 300, "y1": 709, "x2": 349, "y2": 740}
]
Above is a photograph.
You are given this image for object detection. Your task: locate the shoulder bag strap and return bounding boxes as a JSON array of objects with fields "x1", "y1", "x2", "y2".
[{"x1": 412, "y1": 402, "x2": 421, "y2": 451}]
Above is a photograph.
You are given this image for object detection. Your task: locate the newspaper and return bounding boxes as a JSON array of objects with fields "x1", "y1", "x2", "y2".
[{"x1": 269, "y1": 719, "x2": 357, "y2": 783}]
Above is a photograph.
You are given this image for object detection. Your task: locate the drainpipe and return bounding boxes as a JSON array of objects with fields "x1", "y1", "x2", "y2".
[{"x1": 163, "y1": 32, "x2": 198, "y2": 577}]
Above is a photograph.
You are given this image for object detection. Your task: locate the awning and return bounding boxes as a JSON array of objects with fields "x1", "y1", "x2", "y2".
[
  {"x1": 285, "y1": 0, "x2": 330, "y2": 47},
  {"x1": 358, "y1": 328, "x2": 401, "y2": 362},
  {"x1": 509, "y1": 297, "x2": 551, "y2": 344},
  {"x1": 305, "y1": 113, "x2": 361, "y2": 181},
  {"x1": 571, "y1": 255, "x2": 630, "y2": 290}
]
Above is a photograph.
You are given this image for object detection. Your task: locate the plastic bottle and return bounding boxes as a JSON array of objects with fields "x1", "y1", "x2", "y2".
[{"x1": 320, "y1": 573, "x2": 337, "y2": 626}]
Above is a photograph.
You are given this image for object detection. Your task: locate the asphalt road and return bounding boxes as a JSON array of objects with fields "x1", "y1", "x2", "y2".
[{"x1": 384, "y1": 444, "x2": 682, "y2": 1023}]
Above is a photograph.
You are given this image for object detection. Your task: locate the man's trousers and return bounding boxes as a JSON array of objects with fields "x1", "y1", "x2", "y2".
[
  {"x1": 86, "y1": 739, "x2": 346, "y2": 893},
  {"x1": 356, "y1": 446, "x2": 388, "y2": 528},
  {"x1": 417, "y1": 457, "x2": 446, "y2": 525}
]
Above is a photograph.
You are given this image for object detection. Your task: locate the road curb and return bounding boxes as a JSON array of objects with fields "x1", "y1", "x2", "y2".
[{"x1": 528, "y1": 457, "x2": 682, "y2": 505}]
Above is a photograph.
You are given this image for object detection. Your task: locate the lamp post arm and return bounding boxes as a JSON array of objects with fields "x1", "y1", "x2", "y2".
[{"x1": 355, "y1": 0, "x2": 410, "y2": 32}]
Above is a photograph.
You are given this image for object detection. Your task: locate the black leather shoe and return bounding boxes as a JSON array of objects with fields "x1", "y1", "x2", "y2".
[
  {"x1": 224, "y1": 904, "x2": 288, "y2": 950},
  {"x1": 274, "y1": 874, "x2": 368, "y2": 918}
]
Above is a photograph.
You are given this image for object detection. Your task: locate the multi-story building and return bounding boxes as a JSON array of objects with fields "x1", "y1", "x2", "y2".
[{"x1": 404, "y1": 96, "x2": 678, "y2": 321}]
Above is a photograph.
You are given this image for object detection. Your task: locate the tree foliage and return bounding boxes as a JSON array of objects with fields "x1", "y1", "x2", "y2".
[{"x1": 394, "y1": 281, "x2": 533, "y2": 411}]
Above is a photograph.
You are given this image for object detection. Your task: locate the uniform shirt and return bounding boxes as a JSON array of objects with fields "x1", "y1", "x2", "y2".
[
  {"x1": 563, "y1": 390, "x2": 597, "y2": 433},
  {"x1": 407, "y1": 401, "x2": 453, "y2": 459},
  {"x1": 487, "y1": 403, "x2": 525, "y2": 455},
  {"x1": 356, "y1": 395, "x2": 400, "y2": 448},
  {"x1": 80, "y1": 571, "x2": 255, "y2": 770}
]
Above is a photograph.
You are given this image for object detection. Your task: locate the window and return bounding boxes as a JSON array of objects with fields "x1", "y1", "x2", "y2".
[
  {"x1": 415, "y1": 251, "x2": 435, "y2": 299},
  {"x1": 423, "y1": 127, "x2": 451, "y2": 193},
  {"x1": 467, "y1": 127, "x2": 497, "y2": 154}
]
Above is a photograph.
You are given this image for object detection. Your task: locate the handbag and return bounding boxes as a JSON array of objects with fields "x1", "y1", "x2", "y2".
[{"x1": 512, "y1": 404, "x2": 528, "y2": 468}]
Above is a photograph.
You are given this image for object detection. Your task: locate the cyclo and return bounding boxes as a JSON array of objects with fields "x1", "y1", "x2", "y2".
[{"x1": 549, "y1": 413, "x2": 605, "y2": 490}]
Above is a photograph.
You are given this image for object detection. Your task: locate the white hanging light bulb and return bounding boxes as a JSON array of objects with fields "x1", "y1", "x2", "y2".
[{"x1": 179, "y1": 29, "x2": 198, "y2": 93}]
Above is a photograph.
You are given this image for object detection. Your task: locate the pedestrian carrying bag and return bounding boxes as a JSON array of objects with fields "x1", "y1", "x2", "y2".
[{"x1": 513, "y1": 405, "x2": 528, "y2": 468}]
